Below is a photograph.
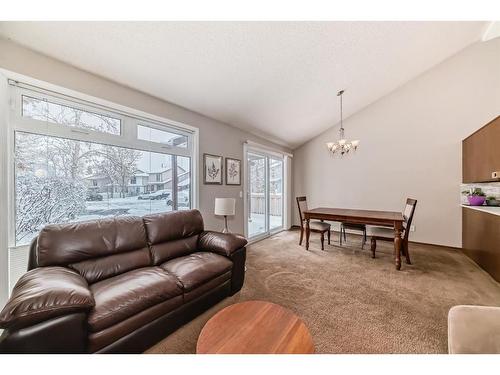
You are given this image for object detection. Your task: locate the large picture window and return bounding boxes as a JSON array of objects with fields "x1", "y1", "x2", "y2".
[{"x1": 9, "y1": 83, "x2": 197, "y2": 251}]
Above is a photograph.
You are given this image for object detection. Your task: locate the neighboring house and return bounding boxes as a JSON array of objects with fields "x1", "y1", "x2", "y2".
[
  {"x1": 85, "y1": 174, "x2": 110, "y2": 193},
  {"x1": 128, "y1": 171, "x2": 150, "y2": 195},
  {"x1": 84, "y1": 167, "x2": 188, "y2": 197}
]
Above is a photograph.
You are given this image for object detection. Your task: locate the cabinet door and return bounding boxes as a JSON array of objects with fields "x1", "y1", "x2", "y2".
[
  {"x1": 462, "y1": 116, "x2": 500, "y2": 183},
  {"x1": 462, "y1": 208, "x2": 500, "y2": 282}
]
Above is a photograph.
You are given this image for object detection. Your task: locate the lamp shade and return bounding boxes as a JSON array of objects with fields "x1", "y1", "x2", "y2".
[{"x1": 215, "y1": 198, "x2": 235, "y2": 216}]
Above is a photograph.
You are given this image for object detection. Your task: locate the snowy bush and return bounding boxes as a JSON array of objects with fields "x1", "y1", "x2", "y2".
[{"x1": 16, "y1": 174, "x2": 87, "y2": 243}]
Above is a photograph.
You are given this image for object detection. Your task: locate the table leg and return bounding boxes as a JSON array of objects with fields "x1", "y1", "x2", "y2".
[
  {"x1": 305, "y1": 219, "x2": 310, "y2": 250},
  {"x1": 394, "y1": 224, "x2": 403, "y2": 270}
]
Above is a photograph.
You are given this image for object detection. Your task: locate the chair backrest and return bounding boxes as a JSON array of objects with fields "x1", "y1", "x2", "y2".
[
  {"x1": 402, "y1": 198, "x2": 417, "y2": 240},
  {"x1": 296, "y1": 196, "x2": 308, "y2": 225}
]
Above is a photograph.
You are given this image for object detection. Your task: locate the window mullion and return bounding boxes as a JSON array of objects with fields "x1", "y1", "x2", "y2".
[{"x1": 172, "y1": 156, "x2": 178, "y2": 211}]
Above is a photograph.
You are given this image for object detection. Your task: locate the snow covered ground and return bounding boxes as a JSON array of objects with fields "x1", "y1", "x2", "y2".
[{"x1": 82, "y1": 195, "x2": 173, "y2": 220}]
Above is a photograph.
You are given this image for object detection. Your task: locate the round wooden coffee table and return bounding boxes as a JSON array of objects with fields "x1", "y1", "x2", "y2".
[{"x1": 196, "y1": 300, "x2": 314, "y2": 354}]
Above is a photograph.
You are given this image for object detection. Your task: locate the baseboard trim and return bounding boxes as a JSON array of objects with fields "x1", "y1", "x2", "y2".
[
  {"x1": 408, "y1": 240, "x2": 461, "y2": 251},
  {"x1": 287, "y1": 226, "x2": 462, "y2": 251}
]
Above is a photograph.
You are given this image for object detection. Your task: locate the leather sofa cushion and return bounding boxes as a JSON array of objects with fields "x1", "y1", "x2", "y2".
[
  {"x1": 184, "y1": 273, "x2": 231, "y2": 302},
  {"x1": 88, "y1": 295, "x2": 183, "y2": 352},
  {"x1": 69, "y1": 247, "x2": 151, "y2": 285},
  {"x1": 198, "y1": 231, "x2": 248, "y2": 256},
  {"x1": 36, "y1": 216, "x2": 149, "y2": 267},
  {"x1": 148, "y1": 236, "x2": 199, "y2": 266},
  {"x1": 88, "y1": 267, "x2": 182, "y2": 332},
  {"x1": 160, "y1": 252, "x2": 232, "y2": 291},
  {"x1": 0, "y1": 267, "x2": 94, "y2": 330},
  {"x1": 143, "y1": 210, "x2": 204, "y2": 264}
]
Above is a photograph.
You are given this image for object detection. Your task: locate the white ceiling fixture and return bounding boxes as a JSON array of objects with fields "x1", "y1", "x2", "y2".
[
  {"x1": 0, "y1": 22, "x2": 487, "y2": 149},
  {"x1": 327, "y1": 90, "x2": 359, "y2": 156}
]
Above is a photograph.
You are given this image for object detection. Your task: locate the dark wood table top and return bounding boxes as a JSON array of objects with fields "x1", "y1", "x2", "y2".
[
  {"x1": 196, "y1": 300, "x2": 314, "y2": 354},
  {"x1": 304, "y1": 207, "x2": 403, "y2": 223}
]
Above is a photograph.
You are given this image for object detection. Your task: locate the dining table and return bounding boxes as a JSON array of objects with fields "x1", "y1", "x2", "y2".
[{"x1": 303, "y1": 207, "x2": 405, "y2": 270}]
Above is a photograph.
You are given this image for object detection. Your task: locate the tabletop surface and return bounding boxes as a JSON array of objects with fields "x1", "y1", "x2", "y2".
[
  {"x1": 304, "y1": 207, "x2": 404, "y2": 222},
  {"x1": 196, "y1": 300, "x2": 314, "y2": 354}
]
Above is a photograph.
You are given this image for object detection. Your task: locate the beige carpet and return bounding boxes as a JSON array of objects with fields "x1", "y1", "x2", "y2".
[{"x1": 146, "y1": 230, "x2": 500, "y2": 354}]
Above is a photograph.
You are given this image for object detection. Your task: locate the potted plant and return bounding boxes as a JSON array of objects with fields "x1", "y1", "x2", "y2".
[
  {"x1": 486, "y1": 196, "x2": 500, "y2": 207},
  {"x1": 462, "y1": 188, "x2": 486, "y2": 206}
]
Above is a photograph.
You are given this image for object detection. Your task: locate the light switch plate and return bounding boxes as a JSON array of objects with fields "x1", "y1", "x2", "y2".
[{"x1": 410, "y1": 225, "x2": 416, "y2": 232}]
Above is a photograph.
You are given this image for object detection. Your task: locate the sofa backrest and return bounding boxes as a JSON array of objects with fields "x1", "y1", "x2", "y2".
[
  {"x1": 143, "y1": 209, "x2": 204, "y2": 265},
  {"x1": 34, "y1": 216, "x2": 150, "y2": 284}
]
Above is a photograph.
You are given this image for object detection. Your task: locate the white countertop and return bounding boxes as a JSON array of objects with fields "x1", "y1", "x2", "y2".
[{"x1": 462, "y1": 205, "x2": 500, "y2": 216}]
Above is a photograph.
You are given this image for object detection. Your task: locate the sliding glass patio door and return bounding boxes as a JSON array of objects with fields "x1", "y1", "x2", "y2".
[{"x1": 246, "y1": 150, "x2": 284, "y2": 240}]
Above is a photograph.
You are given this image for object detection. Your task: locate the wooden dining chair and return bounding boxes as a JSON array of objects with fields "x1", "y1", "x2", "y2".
[
  {"x1": 370, "y1": 198, "x2": 417, "y2": 263},
  {"x1": 296, "y1": 196, "x2": 331, "y2": 250},
  {"x1": 340, "y1": 222, "x2": 367, "y2": 249}
]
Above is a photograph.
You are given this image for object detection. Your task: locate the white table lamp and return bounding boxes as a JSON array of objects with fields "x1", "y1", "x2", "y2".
[{"x1": 215, "y1": 198, "x2": 236, "y2": 233}]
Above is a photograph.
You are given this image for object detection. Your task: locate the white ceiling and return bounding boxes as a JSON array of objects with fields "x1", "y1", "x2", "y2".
[{"x1": 0, "y1": 22, "x2": 487, "y2": 148}]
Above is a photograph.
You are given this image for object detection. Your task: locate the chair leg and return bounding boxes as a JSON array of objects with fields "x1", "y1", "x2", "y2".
[
  {"x1": 343, "y1": 227, "x2": 347, "y2": 242},
  {"x1": 370, "y1": 238, "x2": 376, "y2": 258},
  {"x1": 339, "y1": 226, "x2": 342, "y2": 246},
  {"x1": 299, "y1": 226, "x2": 304, "y2": 246},
  {"x1": 327, "y1": 230, "x2": 331, "y2": 245},
  {"x1": 361, "y1": 229, "x2": 366, "y2": 249},
  {"x1": 320, "y1": 232, "x2": 325, "y2": 251},
  {"x1": 404, "y1": 241, "x2": 411, "y2": 264}
]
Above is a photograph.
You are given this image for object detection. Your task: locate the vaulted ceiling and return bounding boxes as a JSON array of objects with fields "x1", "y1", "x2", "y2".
[{"x1": 0, "y1": 21, "x2": 487, "y2": 148}]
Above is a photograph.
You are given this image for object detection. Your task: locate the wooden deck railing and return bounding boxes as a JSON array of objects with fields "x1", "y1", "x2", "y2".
[{"x1": 249, "y1": 193, "x2": 282, "y2": 216}]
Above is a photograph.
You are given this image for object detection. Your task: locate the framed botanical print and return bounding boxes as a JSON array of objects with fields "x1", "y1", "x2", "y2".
[
  {"x1": 203, "y1": 153, "x2": 223, "y2": 184},
  {"x1": 225, "y1": 157, "x2": 241, "y2": 185}
]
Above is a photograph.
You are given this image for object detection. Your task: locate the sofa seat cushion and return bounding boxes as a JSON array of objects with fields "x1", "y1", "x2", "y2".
[
  {"x1": 88, "y1": 295, "x2": 183, "y2": 352},
  {"x1": 88, "y1": 267, "x2": 182, "y2": 332},
  {"x1": 160, "y1": 252, "x2": 232, "y2": 292}
]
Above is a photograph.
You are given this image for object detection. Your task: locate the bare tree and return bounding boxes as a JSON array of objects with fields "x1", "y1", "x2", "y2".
[{"x1": 91, "y1": 146, "x2": 142, "y2": 198}]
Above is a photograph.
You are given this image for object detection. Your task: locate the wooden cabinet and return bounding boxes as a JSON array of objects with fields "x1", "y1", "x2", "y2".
[
  {"x1": 462, "y1": 207, "x2": 500, "y2": 282},
  {"x1": 462, "y1": 116, "x2": 500, "y2": 183}
]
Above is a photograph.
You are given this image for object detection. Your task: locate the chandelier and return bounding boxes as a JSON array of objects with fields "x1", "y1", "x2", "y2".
[{"x1": 326, "y1": 90, "x2": 359, "y2": 155}]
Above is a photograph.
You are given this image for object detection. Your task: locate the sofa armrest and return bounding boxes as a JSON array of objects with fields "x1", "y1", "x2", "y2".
[
  {"x1": 198, "y1": 231, "x2": 248, "y2": 257},
  {"x1": 0, "y1": 267, "x2": 94, "y2": 330},
  {"x1": 448, "y1": 305, "x2": 500, "y2": 354}
]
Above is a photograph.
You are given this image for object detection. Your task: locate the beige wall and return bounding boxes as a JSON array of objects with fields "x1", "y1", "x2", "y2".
[
  {"x1": 292, "y1": 39, "x2": 500, "y2": 248},
  {"x1": 0, "y1": 37, "x2": 291, "y2": 235}
]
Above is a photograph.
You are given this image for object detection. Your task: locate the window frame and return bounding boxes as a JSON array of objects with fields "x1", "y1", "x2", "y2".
[{"x1": 6, "y1": 79, "x2": 199, "y2": 251}]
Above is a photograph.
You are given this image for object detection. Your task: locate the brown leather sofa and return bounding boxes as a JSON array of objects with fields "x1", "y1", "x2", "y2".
[{"x1": 0, "y1": 209, "x2": 247, "y2": 353}]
